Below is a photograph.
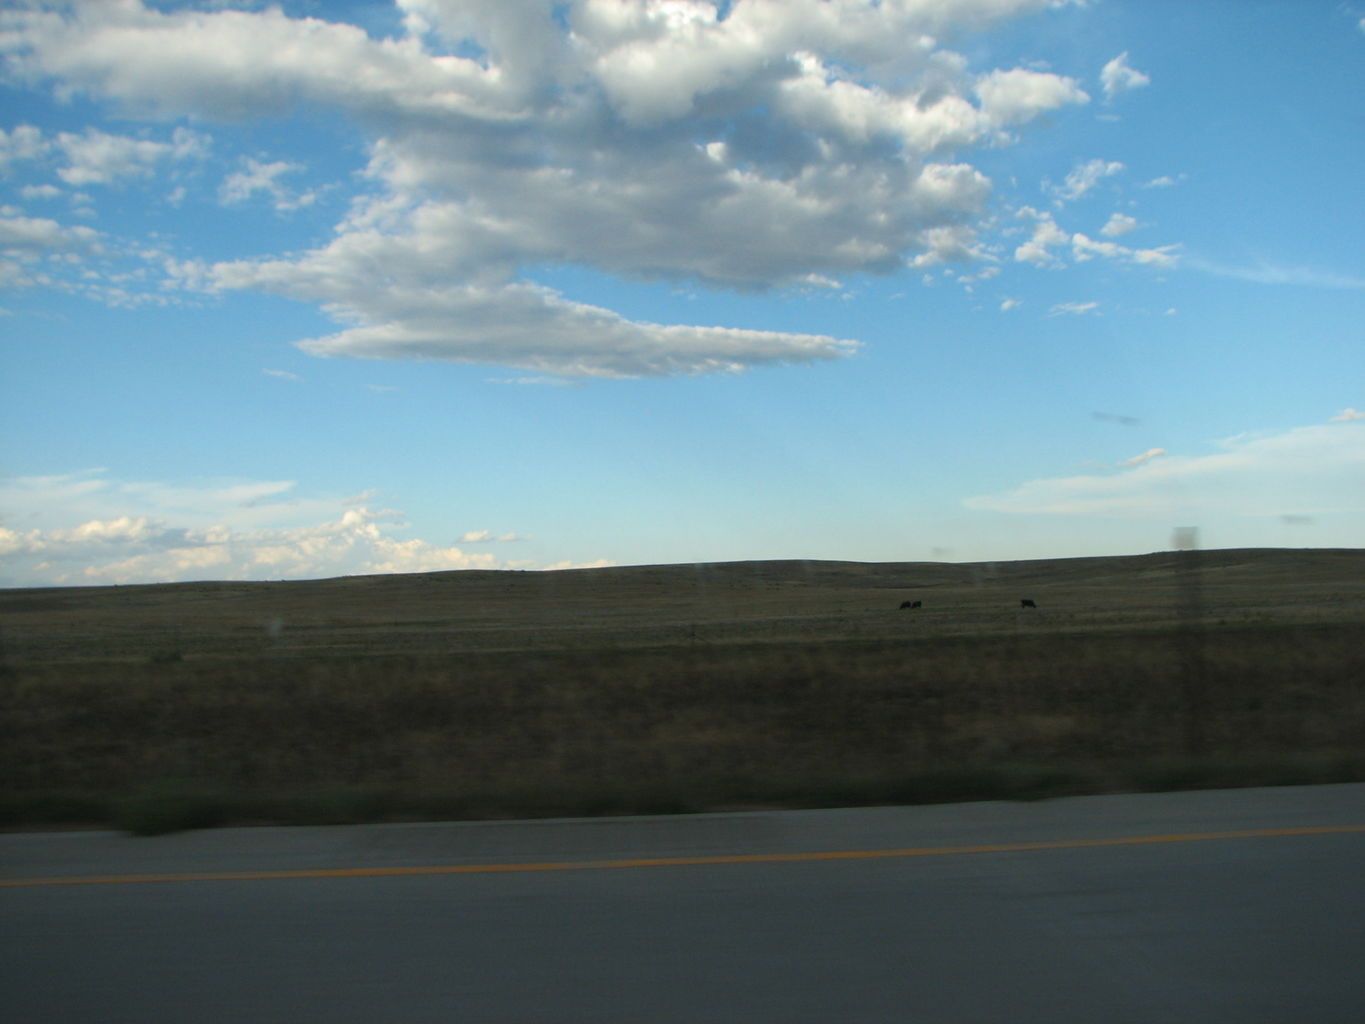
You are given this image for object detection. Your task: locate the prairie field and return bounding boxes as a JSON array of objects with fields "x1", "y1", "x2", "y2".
[{"x1": 2, "y1": 548, "x2": 1363, "y2": 832}]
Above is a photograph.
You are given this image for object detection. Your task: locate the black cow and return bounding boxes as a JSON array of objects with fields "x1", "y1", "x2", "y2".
[
  {"x1": 899, "y1": 600, "x2": 922, "y2": 609},
  {"x1": 1020, "y1": 599, "x2": 1037, "y2": 609}
]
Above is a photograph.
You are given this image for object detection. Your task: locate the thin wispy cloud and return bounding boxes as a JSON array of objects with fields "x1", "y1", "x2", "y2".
[
  {"x1": 220, "y1": 158, "x2": 317, "y2": 212},
  {"x1": 1117, "y1": 448, "x2": 1165, "y2": 468},
  {"x1": 1049, "y1": 300, "x2": 1100, "y2": 316},
  {"x1": 1092, "y1": 412, "x2": 1142, "y2": 426},
  {"x1": 965, "y1": 420, "x2": 1365, "y2": 519},
  {"x1": 1186, "y1": 258, "x2": 1365, "y2": 290},
  {"x1": 487, "y1": 376, "x2": 585, "y2": 388},
  {"x1": 1051, "y1": 158, "x2": 1125, "y2": 202},
  {"x1": 458, "y1": 530, "x2": 526, "y2": 544}
]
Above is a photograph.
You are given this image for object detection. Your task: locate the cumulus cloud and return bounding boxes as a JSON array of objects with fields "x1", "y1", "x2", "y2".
[
  {"x1": 1100, "y1": 52, "x2": 1150, "y2": 100},
  {"x1": 1070, "y1": 232, "x2": 1124, "y2": 262},
  {"x1": 1331, "y1": 408, "x2": 1365, "y2": 422},
  {"x1": 19, "y1": 183, "x2": 62, "y2": 200},
  {"x1": 974, "y1": 67, "x2": 1088, "y2": 126},
  {"x1": 0, "y1": 212, "x2": 102, "y2": 289},
  {"x1": 0, "y1": 213, "x2": 100, "y2": 253},
  {"x1": 55, "y1": 126, "x2": 207, "y2": 186},
  {"x1": 965, "y1": 421, "x2": 1365, "y2": 519},
  {"x1": 0, "y1": 0, "x2": 1105, "y2": 378},
  {"x1": 0, "y1": 471, "x2": 559, "y2": 586},
  {"x1": 1100, "y1": 212, "x2": 1137, "y2": 237},
  {"x1": 0, "y1": 507, "x2": 506, "y2": 585},
  {"x1": 1130, "y1": 244, "x2": 1180, "y2": 268},
  {"x1": 1073, "y1": 232, "x2": 1179, "y2": 268},
  {"x1": 1013, "y1": 207, "x2": 1070, "y2": 266},
  {"x1": 1012, "y1": 206, "x2": 1176, "y2": 271},
  {"x1": 0, "y1": 124, "x2": 49, "y2": 168}
]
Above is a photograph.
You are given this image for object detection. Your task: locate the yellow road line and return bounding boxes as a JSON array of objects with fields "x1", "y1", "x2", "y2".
[{"x1": 4, "y1": 824, "x2": 1363, "y2": 889}]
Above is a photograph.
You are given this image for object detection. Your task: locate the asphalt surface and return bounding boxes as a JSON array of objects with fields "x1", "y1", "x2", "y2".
[{"x1": 4, "y1": 784, "x2": 1363, "y2": 1023}]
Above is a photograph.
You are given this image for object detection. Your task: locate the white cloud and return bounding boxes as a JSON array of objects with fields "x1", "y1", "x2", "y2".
[
  {"x1": 0, "y1": 124, "x2": 49, "y2": 169},
  {"x1": 1051, "y1": 158, "x2": 1124, "y2": 201},
  {"x1": 1071, "y1": 232, "x2": 1124, "y2": 262},
  {"x1": 1331, "y1": 408, "x2": 1365, "y2": 422},
  {"x1": 458, "y1": 530, "x2": 525, "y2": 544},
  {"x1": 1000, "y1": 297, "x2": 1020, "y2": 311},
  {"x1": 1116, "y1": 447, "x2": 1165, "y2": 468},
  {"x1": 965, "y1": 421, "x2": 1365, "y2": 519},
  {"x1": 1013, "y1": 207, "x2": 1069, "y2": 266},
  {"x1": 2, "y1": 471, "x2": 317, "y2": 535},
  {"x1": 55, "y1": 126, "x2": 207, "y2": 186},
  {"x1": 1185, "y1": 258, "x2": 1365, "y2": 290},
  {"x1": 974, "y1": 67, "x2": 1088, "y2": 126},
  {"x1": 0, "y1": 471, "x2": 564, "y2": 586},
  {"x1": 1100, "y1": 51, "x2": 1150, "y2": 100},
  {"x1": 1048, "y1": 300, "x2": 1099, "y2": 316},
  {"x1": 1072, "y1": 232, "x2": 1179, "y2": 268},
  {"x1": 0, "y1": 213, "x2": 100, "y2": 253},
  {"x1": 0, "y1": 0, "x2": 1102, "y2": 378},
  {"x1": 0, "y1": 507, "x2": 506, "y2": 585},
  {"x1": 0, "y1": 212, "x2": 102, "y2": 289},
  {"x1": 487, "y1": 375, "x2": 585, "y2": 388},
  {"x1": 1100, "y1": 212, "x2": 1137, "y2": 237},
  {"x1": 1011, "y1": 206, "x2": 1177, "y2": 270},
  {"x1": 1142, "y1": 175, "x2": 1180, "y2": 189},
  {"x1": 1130, "y1": 244, "x2": 1180, "y2": 268},
  {"x1": 263, "y1": 368, "x2": 301, "y2": 381},
  {"x1": 19, "y1": 183, "x2": 62, "y2": 200},
  {"x1": 213, "y1": 234, "x2": 861, "y2": 379},
  {"x1": 220, "y1": 157, "x2": 317, "y2": 211}
]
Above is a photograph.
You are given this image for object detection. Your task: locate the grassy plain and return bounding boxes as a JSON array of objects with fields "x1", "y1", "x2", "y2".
[{"x1": 2, "y1": 548, "x2": 1363, "y2": 832}]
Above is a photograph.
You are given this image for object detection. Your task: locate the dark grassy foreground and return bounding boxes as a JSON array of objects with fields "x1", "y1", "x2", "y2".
[{"x1": 2, "y1": 549, "x2": 1363, "y2": 833}]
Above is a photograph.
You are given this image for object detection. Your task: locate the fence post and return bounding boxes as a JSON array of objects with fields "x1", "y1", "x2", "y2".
[{"x1": 1173, "y1": 527, "x2": 1207, "y2": 757}]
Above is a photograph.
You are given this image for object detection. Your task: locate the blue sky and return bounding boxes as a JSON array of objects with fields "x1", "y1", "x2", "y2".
[{"x1": 1, "y1": 0, "x2": 1362, "y2": 586}]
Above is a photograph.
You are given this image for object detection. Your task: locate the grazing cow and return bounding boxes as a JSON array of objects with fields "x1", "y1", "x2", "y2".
[
  {"x1": 899, "y1": 600, "x2": 922, "y2": 609},
  {"x1": 1020, "y1": 599, "x2": 1037, "y2": 609}
]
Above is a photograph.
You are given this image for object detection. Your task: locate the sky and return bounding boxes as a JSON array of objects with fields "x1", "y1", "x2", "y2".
[{"x1": 1, "y1": 0, "x2": 1362, "y2": 587}]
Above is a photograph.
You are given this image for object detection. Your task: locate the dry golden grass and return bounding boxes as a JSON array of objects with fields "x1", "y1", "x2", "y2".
[{"x1": 2, "y1": 548, "x2": 1363, "y2": 831}]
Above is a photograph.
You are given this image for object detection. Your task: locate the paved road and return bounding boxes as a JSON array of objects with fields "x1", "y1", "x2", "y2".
[{"x1": 4, "y1": 784, "x2": 1363, "y2": 1023}]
